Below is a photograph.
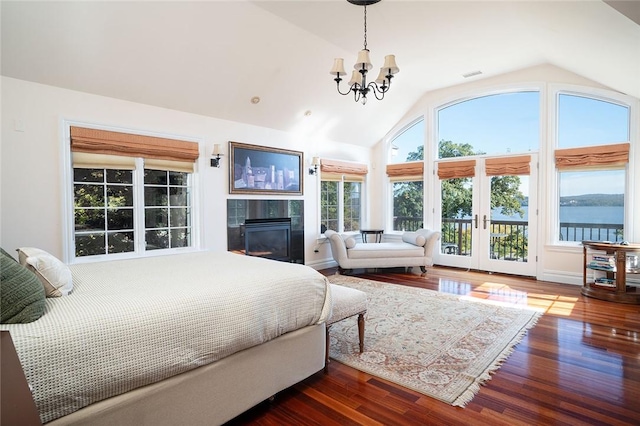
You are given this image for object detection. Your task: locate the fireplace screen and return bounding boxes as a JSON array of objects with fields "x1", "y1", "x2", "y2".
[{"x1": 244, "y1": 218, "x2": 292, "y2": 262}]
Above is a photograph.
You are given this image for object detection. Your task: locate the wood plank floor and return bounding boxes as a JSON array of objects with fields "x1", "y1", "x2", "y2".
[{"x1": 226, "y1": 266, "x2": 640, "y2": 425}]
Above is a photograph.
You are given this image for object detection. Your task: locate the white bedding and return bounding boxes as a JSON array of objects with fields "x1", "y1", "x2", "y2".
[{"x1": 1, "y1": 251, "x2": 331, "y2": 424}]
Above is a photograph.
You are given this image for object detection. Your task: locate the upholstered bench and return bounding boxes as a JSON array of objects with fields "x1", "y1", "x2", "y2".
[
  {"x1": 325, "y1": 228, "x2": 441, "y2": 277},
  {"x1": 325, "y1": 283, "x2": 367, "y2": 372}
]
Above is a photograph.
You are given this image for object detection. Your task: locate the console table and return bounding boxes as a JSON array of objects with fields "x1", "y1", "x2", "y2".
[{"x1": 582, "y1": 242, "x2": 640, "y2": 304}]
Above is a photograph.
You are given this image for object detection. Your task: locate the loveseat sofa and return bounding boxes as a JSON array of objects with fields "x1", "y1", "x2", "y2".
[{"x1": 324, "y1": 228, "x2": 441, "y2": 276}]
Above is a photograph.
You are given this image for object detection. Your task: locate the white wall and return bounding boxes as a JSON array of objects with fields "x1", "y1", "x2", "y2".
[
  {"x1": 0, "y1": 76, "x2": 369, "y2": 266},
  {"x1": 370, "y1": 64, "x2": 640, "y2": 285}
]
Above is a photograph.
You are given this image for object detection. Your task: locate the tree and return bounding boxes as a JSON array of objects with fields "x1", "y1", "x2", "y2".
[
  {"x1": 392, "y1": 145, "x2": 423, "y2": 231},
  {"x1": 439, "y1": 139, "x2": 524, "y2": 219}
]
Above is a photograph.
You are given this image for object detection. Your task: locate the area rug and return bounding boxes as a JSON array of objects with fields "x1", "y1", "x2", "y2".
[{"x1": 327, "y1": 275, "x2": 543, "y2": 407}]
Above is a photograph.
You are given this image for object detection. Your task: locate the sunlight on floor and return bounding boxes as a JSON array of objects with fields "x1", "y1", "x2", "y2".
[{"x1": 437, "y1": 278, "x2": 579, "y2": 315}]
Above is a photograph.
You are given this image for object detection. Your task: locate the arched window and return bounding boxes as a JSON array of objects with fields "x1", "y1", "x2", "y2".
[
  {"x1": 438, "y1": 91, "x2": 540, "y2": 158},
  {"x1": 555, "y1": 93, "x2": 630, "y2": 242},
  {"x1": 387, "y1": 119, "x2": 424, "y2": 231}
]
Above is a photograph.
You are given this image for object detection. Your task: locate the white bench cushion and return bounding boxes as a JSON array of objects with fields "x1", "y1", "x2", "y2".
[
  {"x1": 327, "y1": 284, "x2": 367, "y2": 325},
  {"x1": 347, "y1": 242, "x2": 424, "y2": 260}
]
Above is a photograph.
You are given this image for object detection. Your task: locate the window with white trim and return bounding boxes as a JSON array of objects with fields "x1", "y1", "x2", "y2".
[
  {"x1": 319, "y1": 159, "x2": 367, "y2": 234},
  {"x1": 387, "y1": 119, "x2": 424, "y2": 232},
  {"x1": 554, "y1": 93, "x2": 630, "y2": 243},
  {"x1": 68, "y1": 126, "x2": 199, "y2": 260}
]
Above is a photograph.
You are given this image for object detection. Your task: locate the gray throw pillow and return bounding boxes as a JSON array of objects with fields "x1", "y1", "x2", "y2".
[{"x1": 1, "y1": 248, "x2": 46, "y2": 323}]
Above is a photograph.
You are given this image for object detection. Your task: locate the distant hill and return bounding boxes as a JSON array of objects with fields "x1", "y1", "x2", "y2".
[
  {"x1": 559, "y1": 193, "x2": 624, "y2": 207},
  {"x1": 521, "y1": 193, "x2": 623, "y2": 207}
]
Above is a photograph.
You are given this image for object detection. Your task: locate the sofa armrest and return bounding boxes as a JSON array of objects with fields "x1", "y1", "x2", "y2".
[
  {"x1": 415, "y1": 229, "x2": 442, "y2": 260},
  {"x1": 324, "y1": 230, "x2": 349, "y2": 264}
]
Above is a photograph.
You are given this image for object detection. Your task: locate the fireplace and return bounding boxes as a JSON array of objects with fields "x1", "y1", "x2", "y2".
[
  {"x1": 244, "y1": 218, "x2": 292, "y2": 262},
  {"x1": 227, "y1": 200, "x2": 304, "y2": 264}
]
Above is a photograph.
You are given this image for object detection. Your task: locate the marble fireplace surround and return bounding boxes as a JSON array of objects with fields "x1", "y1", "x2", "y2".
[{"x1": 226, "y1": 199, "x2": 304, "y2": 264}]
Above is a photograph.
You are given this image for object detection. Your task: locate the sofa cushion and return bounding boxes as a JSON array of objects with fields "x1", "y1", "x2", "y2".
[
  {"x1": 344, "y1": 236, "x2": 357, "y2": 249},
  {"x1": 402, "y1": 232, "x2": 426, "y2": 247},
  {"x1": 347, "y1": 242, "x2": 424, "y2": 259}
]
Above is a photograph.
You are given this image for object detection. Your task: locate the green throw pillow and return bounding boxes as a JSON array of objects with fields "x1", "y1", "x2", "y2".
[{"x1": 1, "y1": 247, "x2": 46, "y2": 323}]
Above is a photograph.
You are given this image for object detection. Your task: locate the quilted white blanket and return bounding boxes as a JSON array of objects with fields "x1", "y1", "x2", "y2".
[{"x1": 1, "y1": 251, "x2": 331, "y2": 423}]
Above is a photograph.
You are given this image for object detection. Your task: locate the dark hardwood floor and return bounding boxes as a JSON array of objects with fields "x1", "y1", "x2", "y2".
[{"x1": 226, "y1": 266, "x2": 640, "y2": 425}]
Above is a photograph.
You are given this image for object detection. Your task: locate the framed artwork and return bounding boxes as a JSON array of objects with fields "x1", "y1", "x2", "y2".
[{"x1": 229, "y1": 142, "x2": 304, "y2": 195}]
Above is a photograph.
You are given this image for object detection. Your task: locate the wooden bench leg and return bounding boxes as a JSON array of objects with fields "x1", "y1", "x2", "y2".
[
  {"x1": 357, "y1": 313, "x2": 365, "y2": 353},
  {"x1": 325, "y1": 325, "x2": 331, "y2": 373}
]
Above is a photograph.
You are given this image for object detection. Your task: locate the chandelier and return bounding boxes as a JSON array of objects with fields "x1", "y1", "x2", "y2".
[{"x1": 330, "y1": 0, "x2": 399, "y2": 105}]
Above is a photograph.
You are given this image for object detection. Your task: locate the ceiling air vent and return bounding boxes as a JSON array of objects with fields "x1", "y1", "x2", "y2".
[{"x1": 462, "y1": 70, "x2": 483, "y2": 78}]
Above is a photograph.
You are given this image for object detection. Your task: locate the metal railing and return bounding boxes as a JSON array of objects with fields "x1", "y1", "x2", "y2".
[
  {"x1": 393, "y1": 216, "x2": 423, "y2": 232},
  {"x1": 438, "y1": 218, "x2": 623, "y2": 262}
]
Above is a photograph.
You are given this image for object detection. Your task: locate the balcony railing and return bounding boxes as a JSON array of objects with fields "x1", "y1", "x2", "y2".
[{"x1": 438, "y1": 218, "x2": 623, "y2": 262}]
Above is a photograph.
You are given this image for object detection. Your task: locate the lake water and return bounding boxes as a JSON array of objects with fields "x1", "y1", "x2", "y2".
[
  {"x1": 492, "y1": 205, "x2": 624, "y2": 224},
  {"x1": 492, "y1": 205, "x2": 624, "y2": 241}
]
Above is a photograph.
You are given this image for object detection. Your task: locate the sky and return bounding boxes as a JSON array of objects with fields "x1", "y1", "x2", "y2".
[{"x1": 390, "y1": 91, "x2": 629, "y2": 196}]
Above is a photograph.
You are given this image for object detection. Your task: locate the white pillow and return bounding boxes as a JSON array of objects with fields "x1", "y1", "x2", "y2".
[
  {"x1": 17, "y1": 247, "x2": 73, "y2": 297},
  {"x1": 402, "y1": 232, "x2": 427, "y2": 247},
  {"x1": 344, "y1": 237, "x2": 357, "y2": 249}
]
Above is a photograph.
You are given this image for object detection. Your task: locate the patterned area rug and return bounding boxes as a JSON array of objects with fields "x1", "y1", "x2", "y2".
[{"x1": 327, "y1": 275, "x2": 543, "y2": 407}]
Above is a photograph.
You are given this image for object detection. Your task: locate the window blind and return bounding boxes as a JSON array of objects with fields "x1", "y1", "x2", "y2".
[
  {"x1": 555, "y1": 143, "x2": 630, "y2": 170},
  {"x1": 386, "y1": 162, "x2": 424, "y2": 181},
  {"x1": 437, "y1": 160, "x2": 476, "y2": 179},
  {"x1": 485, "y1": 155, "x2": 531, "y2": 176},
  {"x1": 70, "y1": 127, "x2": 199, "y2": 162},
  {"x1": 320, "y1": 159, "x2": 368, "y2": 182}
]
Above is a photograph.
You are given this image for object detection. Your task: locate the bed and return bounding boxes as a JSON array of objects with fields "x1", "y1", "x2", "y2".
[{"x1": 0, "y1": 250, "x2": 332, "y2": 425}]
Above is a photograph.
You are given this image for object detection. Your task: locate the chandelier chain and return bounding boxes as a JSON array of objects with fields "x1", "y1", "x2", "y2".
[{"x1": 363, "y1": 5, "x2": 367, "y2": 50}]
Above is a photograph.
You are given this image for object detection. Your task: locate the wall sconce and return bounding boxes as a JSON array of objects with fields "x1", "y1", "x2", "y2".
[
  {"x1": 211, "y1": 144, "x2": 223, "y2": 168},
  {"x1": 309, "y1": 157, "x2": 320, "y2": 175}
]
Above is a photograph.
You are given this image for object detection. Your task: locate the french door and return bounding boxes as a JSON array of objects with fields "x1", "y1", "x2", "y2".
[{"x1": 437, "y1": 155, "x2": 537, "y2": 276}]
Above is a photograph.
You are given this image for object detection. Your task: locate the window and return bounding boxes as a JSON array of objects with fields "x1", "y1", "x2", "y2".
[
  {"x1": 438, "y1": 91, "x2": 540, "y2": 157},
  {"x1": 74, "y1": 168, "x2": 135, "y2": 256},
  {"x1": 67, "y1": 126, "x2": 199, "y2": 260},
  {"x1": 387, "y1": 119, "x2": 425, "y2": 232},
  {"x1": 558, "y1": 94, "x2": 629, "y2": 148},
  {"x1": 320, "y1": 180, "x2": 362, "y2": 233},
  {"x1": 555, "y1": 94, "x2": 629, "y2": 243},
  {"x1": 389, "y1": 119, "x2": 424, "y2": 163},
  {"x1": 144, "y1": 169, "x2": 191, "y2": 250},
  {"x1": 73, "y1": 163, "x2": 194, "y2": 257},
  {"x1": 319, "y1": 159, "x2": 367, "y2": 234}
]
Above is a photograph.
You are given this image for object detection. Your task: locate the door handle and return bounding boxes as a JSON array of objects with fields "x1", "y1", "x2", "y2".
[
  {"x1": 483, "y1": 215, "x2": 488, "y2": 230},
  {"x1": 473, "y1": 214, "x2": 478, "y2": 229}
]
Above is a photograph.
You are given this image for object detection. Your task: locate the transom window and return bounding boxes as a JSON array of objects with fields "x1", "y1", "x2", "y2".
[{"x1": 438, "y1": 91, "x2": 540, "y2": 157}]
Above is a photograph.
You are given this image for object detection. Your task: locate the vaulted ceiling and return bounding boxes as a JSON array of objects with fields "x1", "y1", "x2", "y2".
[{"x1": 2, "y1": 1, "x2": 638, "y2": 148}]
